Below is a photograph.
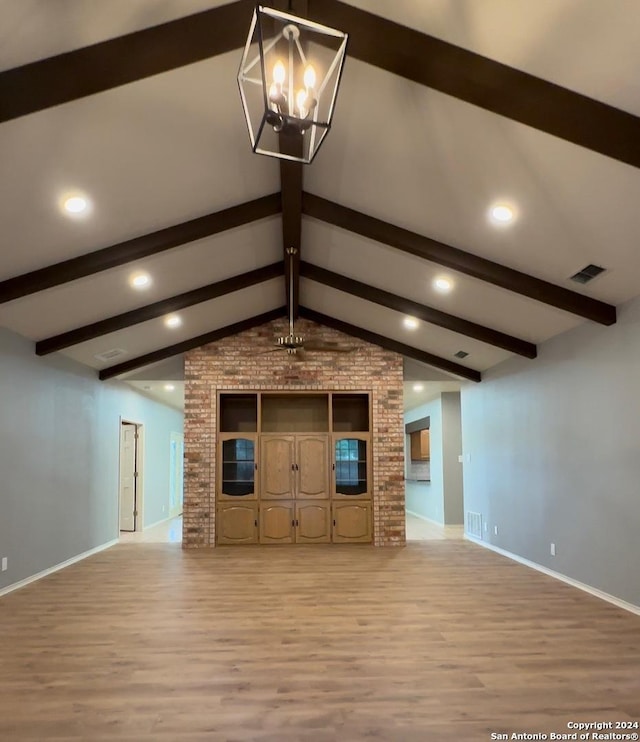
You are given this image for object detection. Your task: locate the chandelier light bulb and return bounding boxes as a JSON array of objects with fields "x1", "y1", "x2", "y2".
[
  {"x1": 296, "y1": 89, "x2": 307, "y2": 117},
  {"x1": 303, "y1": 64, "x2": 316, "y2": 89},
  {"x1": 273, "y1": 60, "x2": 286, "y2": 85}
]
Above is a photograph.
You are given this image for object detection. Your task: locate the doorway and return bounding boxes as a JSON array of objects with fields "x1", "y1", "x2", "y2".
[
  {"x1": 168, "y1": 432, "x2": 184, "y2": 519},
  {"x1": 119, "y1": 420, "x2": 144, "y2": 532}
]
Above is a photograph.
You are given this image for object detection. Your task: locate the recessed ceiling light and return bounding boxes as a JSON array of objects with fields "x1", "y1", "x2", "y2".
[
  {"x1": 164, "y1": 384, "x2": 175, "y2": 392},
  {"x1": 129, "y1": 272, "x2": 151, "y2": 289},
  {"x1": 413, "y1": 383, "x2": 424, "y2": 392},
  {"x1": 488, "y1": 202, "x2": 517, "y2": 226},
  {"x1": 433, "y1": 277, "x2": 453, "y2": 293},
  {"x1": 60, "y1": 192, "x2": 91, "y2": 217},
  {"x1": 164, "y1": 315, "x2": 182, "y2": 329},
  {"x1": 403, "y1": 317, "x2": 419, "y2": 330}
]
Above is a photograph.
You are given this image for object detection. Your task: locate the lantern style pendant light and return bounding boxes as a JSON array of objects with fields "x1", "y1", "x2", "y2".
[{"x1": 237, "y1": 5, "x2": 348, "y2": 164}]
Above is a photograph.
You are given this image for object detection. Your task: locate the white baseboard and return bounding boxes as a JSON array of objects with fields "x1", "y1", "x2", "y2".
[
  {"x1": 0, "y1": 539, "x2": 119, "y2": 598},
  {"x1": 406, "y1": 510, "x2": 444, "y2": 526},
  {"x1": 465, "y1": 534, "x2": 640, "y2": 616}
]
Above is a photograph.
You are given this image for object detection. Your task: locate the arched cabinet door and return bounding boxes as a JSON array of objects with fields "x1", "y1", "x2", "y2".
[
  {"x1": 260, "y1": 501, "x2": 295, "y2": 543},
  {"x1": 216, "y1": 504, "x2": 258, "y2": 545},
  {"x1": 296, "y1": 501, "x2": 331, "y2": 543},
  {"x1": 296, "y1": 435, "x2": 329, "y2": 498},
  {"x1": 261, "y1": 435, "x2": 295, "y2": 499},
  {"x1": 332, "y1": 502, "x2": 372, "y2": 543},
  {"x1": 218, "y1": 434, "x2": 258, "y2": 501}
]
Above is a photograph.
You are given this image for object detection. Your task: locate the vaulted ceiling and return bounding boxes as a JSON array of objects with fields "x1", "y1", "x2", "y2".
[{"x1": 1, "y1": 0, "x2": 639, "y2": 400}]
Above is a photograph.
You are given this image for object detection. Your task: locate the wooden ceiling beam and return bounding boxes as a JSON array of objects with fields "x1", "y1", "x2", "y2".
[
  {"x1": 0, "y1": 193, "x2": 281, "y2": 304},
  {"x1": 308, "y1": 0, "x2": 640, "y2": 169},
  {"x1": 300, "y1": 261, "x2": 536, "y2": 358},
  {"x1": 99, "y1": 306, "x2": 286, "y2": 380},
  {"x1": 0, "y1": 0, "x2": 255, "y2": 123},
  {"x1": 302, "y1": 193, "x2": 616, "y2": 326},
  {"x1": 299, "y1": 306, "x2": 481, "y2": 382},
  {"x1": 36, "y1": 262, "x2": 284, "y2": 356}
]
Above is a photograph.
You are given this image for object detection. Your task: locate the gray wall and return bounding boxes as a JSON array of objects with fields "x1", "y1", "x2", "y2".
[
  {"x1": 461, "y1": 295, "x2": 640, "y2": 607},
  {"x1": 0, "y1": 328, "x2": 183, "y2": 591},
  {"x1": 441, "y1": 392, "x2": 464, "y2": 524}
]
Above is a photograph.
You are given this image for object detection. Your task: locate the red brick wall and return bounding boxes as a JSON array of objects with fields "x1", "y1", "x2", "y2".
[{"x1": 183, "y1": 317, "x2": 405, "y2": 547}]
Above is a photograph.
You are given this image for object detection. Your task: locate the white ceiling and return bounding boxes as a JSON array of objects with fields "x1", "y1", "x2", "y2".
[{"x1": 1, "y1": 0, "x2": 638, "y2": 408}]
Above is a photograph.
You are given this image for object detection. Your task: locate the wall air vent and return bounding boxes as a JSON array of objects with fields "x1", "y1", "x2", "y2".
[
  {"x1": 454, "y1": 350, "x2": 469, "y2": 359},
  {"x1": 570, "y1": 264, "x2": 606, "y2": 284},
  {"x1": 466, "y1": 511, "x2": 482, "y2": 538},
  {"x1": 94, "y1": 348, "x2": 127, "y2": 362}
]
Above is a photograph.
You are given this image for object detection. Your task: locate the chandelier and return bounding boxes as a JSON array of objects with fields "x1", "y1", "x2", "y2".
[{"x1": 237, "y1": 5, "x2": 348, "y2": 164}]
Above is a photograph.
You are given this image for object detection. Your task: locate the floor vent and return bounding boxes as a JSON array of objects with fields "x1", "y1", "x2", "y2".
[
  {"x1": 570, "y1": 264, "x2": 606, "y2": 284},
  {"x1": 94, "y1": 348, "x2": 127, "y2": 362},
  {"x1": 466, "y1": 511, "x2": 482, "y2": 538},
  {"x1": 454, "y1": 350, "x2": 469, "y2": 359}
]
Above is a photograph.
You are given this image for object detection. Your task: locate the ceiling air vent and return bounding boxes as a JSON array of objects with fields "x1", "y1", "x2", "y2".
[
  {"x1": 570, "y1": 264, "x2": 606, "y2": 284},
  {"x1": 94, "y1": 348, "x2": 127, "y2": 362},
  {"x1": 454, "y1": 350, "x2": 469, "y2": 359}
]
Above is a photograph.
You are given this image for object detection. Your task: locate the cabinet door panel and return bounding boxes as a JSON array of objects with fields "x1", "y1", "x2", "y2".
[
  {"x1": 217, "y1": 504, "x2": 258, "y2": 545},
  {"x1": 260, "y1": 501, "x2": 295, "y2": 543},
  {"x1": 218, "y1": 434, "x2": 257, "y2": 501},
  {"x1": 332, "y1": 502, "x2": 372, "y2": 543},
  {"x1": 333, "y1": 434, "x2": 371, "y2": 500},
  {"x1": 297, "y1": 435, "x2": 329, "y2": 498},
  {"x1": 296, "y1": 500, "x2": 331, "y2": 543},
  {"x1": 261, "y1": 436, "x2": 295, "y2": 499}
]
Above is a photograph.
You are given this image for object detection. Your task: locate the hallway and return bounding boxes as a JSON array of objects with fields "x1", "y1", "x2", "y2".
[{"x1": 405, "y1": 513, "x2": 464, "y2": 541}]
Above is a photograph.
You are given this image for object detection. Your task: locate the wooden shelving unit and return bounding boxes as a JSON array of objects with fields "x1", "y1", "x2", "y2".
[{"x1": 216, "y1": 392, "x2": 372, "y2": 545}]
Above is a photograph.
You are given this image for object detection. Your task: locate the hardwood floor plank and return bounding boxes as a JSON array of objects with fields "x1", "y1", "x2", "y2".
[{"x1": 0, "y1": 541, "x2": 638, "y2": 740}]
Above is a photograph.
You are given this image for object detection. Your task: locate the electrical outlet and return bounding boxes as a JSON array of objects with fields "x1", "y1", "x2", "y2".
[
  {"x1": 550, "y1": 543, "x2": 556, "y2": 557},
  {"x1": 494, "y1": 525, "x2": 498, "y2": 536},
  {"x1": 162, "y1": 505, "x2": 166, "y2": 513},
  {"x1": 458, "y1": 454, "x2": 464, "y2": 463},
  {"x1": 1, "y1": 557, "x2": 7, "y2": 572}
]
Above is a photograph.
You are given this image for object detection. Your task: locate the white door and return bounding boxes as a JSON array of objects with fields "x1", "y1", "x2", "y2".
[{"x1": 119, "y1": 423, "x2": 137, "y2": 531}]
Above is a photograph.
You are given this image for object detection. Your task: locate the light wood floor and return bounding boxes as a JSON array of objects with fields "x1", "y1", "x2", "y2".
[
  {"x1": 1, "y1": 542, "x2": 638, "y2": 741},
  {"x1": 405, "y1": 513, "x2": 464, "y2": 541}
]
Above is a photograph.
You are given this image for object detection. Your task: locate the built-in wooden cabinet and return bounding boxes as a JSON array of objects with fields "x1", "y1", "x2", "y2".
[
  {"x1": 410, "y1": 429, "x2": 430, "y2": 461},
  {"x1": 297, "y1": 501, "x2": 331, "y2": 543},
  {"x1": 217, "y1": 392, "x2": 372, "y2": 545},
  {"x1": 216, "y1": 503, "x2": 258, "y2": 544},
  {"x1": 259, "y1": 501, "x2": 295, "y2": 543},
  {"x1": 332, "y1": 501, "x2": 372, "y2": 543},
  {"x1": 261, "y1": 434, "x2": 329, "y2": 500},
  {"x1": 259, "y1": 500, "x2": 332, "y2": 544}
]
